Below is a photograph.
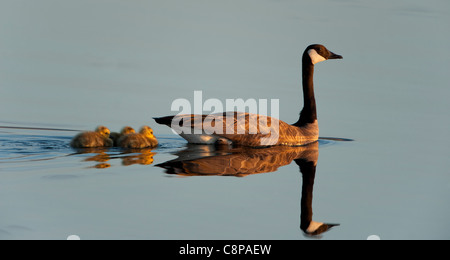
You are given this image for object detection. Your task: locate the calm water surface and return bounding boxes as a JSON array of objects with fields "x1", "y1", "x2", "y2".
[{"x1": 0, "y1": 0, "x2": 449, "y2": 239}]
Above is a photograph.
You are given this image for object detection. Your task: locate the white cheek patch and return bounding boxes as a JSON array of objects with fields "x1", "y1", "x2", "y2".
[{"x1": 308, "y1": 49, "x2": 326, "y2": 65}]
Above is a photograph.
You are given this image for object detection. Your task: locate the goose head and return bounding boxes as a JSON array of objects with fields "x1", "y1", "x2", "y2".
[
  {"x1": 305, "y1": 44, "x2": 343, "y2": 65},
  {"x1": 95, "y1": 126, "x2": 111, "y2": 138}
]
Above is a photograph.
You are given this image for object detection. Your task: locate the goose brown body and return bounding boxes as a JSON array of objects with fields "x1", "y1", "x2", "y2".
[{"x1": 155, "y1": 112, "x2": 318, "y2": 147}]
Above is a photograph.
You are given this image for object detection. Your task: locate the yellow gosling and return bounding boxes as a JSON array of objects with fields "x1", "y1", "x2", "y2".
[
  {"x1": 110, "y1": 126, "x2": 136, "y2": 146},
  {"x1": 118, "y1": 125, "x2": 158, "y2": 149},
  {"x1": 140, "y1": 125, "x2": 158, "y2": 147},
  {"x1": 70, "y1": 126, "x2": 113, "y2": 148}
]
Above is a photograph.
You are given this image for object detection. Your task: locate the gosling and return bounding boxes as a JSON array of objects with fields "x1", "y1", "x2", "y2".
[
  {"x1": 110, "y1": 126, "x2": 136, "y2": 146},
  {"x1": 118, "y1": 126, "x2": 158, "y2": 149},
  {"x1": 70, "y1": 126, "x2": 114, "y2": 148}
]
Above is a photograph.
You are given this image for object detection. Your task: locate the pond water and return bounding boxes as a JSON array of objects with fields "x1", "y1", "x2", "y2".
[{"x1": 0, "y1": 0, "x2": 449, "y2": 239}]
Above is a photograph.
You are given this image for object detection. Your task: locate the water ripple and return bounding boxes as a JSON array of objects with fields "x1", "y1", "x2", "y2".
[{"x1": 0, "y1": 129, "x2": 351, "y2": 170}]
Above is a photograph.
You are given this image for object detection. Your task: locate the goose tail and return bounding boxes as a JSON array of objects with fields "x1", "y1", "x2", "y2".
[{"x1": 153, "y1": 116, "x2": 174, "y2": 126}]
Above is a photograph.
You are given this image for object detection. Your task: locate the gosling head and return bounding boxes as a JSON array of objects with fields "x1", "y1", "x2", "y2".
[
  {"x1": 121, "y1": 126, "x2": 136, "y2": 135},
  {"x1": 305, "y1": 44, "x2": 343, "y2": 65},
  {"x1": 95, "y1": 126, "x2": 111, "y2": 138},
  {"x1": 140, "y1": 126, "x2": 155, "y2": 138}
]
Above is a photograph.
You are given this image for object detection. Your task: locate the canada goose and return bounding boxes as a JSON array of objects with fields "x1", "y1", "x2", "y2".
[
  {"x1": 154, "y1": 44, "x2": 342, "y2": 147},
  {"x1": 110, "y1": 126, "x2": 136, "y2": 146},
  {"x1": 70, "y1": 126, "x2": 113, "y2": 148},
  {"x1": 118, "y1": 126, "x2": 158, "y2": 149}
]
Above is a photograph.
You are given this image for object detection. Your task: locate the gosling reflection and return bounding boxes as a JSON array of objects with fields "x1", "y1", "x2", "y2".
[
  {"x1": 71, "y1": 147, "x2": 155, "y2": 168},
  {"x1": 120, "y1": 148, "x2": 155, "y2": 166},
  {"x1": 72, "y1": 147, "x2": 112, "y2": 169},
  {"x1": 157, "y1": 142, "x2": 339, "y2": 237}
]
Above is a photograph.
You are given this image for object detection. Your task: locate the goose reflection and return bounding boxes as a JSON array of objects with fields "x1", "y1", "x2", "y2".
[
  {"x1": 157, "y1": 142, "x2": 339, "y2": 236},
  {"x1": 295, "y1": 152, "x2": 339, "y2": 237}
]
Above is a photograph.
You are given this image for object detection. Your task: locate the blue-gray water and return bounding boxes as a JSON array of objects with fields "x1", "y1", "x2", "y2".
[{"x1": 1, "y1": 0, "x2": 449, "y2": 239}]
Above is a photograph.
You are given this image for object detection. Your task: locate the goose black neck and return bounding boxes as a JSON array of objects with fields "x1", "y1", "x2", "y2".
[{"x1": 294, "y1": 56, "x2": 316, "y2": 127}]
